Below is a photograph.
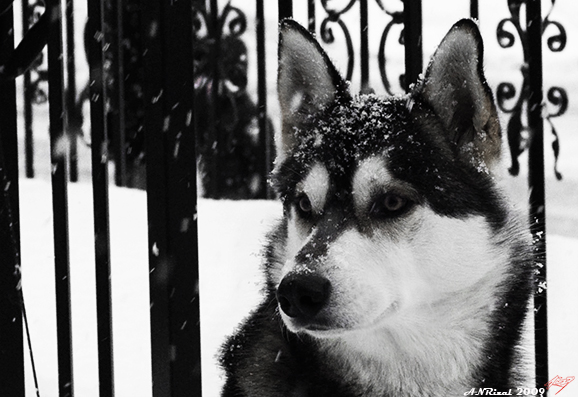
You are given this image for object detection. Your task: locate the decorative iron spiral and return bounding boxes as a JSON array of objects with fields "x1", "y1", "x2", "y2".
[
  {"x1": 319, "y1": 0, "x2": 356, "y2": 81},
  {"x1": 23, "y1": 0, "x2": 49, "y2": 104},
  {"x1": 376, "y1": 0, "x2": 404, "y2": 96},
  {"x1": 496, "y1": 0, "x2": 567, "y2": 179},
  {"x1": 316, "y1": 0, "x2": 405, "y2": 95}
]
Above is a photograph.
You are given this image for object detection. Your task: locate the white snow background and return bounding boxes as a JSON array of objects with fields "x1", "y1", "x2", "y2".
[{"x1": 11, "y1": 1, "x2": 578, "y2": 396}]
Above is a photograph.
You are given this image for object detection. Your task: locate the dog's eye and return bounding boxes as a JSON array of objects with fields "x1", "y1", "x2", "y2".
[
  {"x1": 370, "y1": 193, "x2": 411, "y2": 218},
  {"x1": 297, "y1": 195, "x2": 312, "y2": 215}
]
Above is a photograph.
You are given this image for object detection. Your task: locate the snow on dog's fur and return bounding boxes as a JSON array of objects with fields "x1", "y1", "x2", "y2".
[{"x1": 220, "y1": 19, "x2": 534, "y2": 396}]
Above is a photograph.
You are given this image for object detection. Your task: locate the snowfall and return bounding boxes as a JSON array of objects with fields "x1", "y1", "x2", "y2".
[{"x1": 11, "y1": 1, "x2": 578, "y2": 396}]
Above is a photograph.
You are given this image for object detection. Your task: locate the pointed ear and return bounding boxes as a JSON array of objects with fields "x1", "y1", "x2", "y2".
[
  {"x1": 277, "y1": 19, "x2": 349, "y2": 157},
  {"x1": 416, "y1": 19, "x2": 501, "y2": 170}
]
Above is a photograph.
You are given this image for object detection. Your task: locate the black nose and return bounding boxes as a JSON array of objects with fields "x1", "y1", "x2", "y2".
[{"x1": 276, "y1": 274, "x2": 331, "y2": 320}]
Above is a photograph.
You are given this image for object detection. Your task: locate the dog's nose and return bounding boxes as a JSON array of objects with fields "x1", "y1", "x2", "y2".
[{"x1": 276, "y1": 274, "x2": 331, "y2": 319}]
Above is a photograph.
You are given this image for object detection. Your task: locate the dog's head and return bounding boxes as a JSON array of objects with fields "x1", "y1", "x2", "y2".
[{"x1": 271, "y1": 19, "x2": 508, "y2": 341}]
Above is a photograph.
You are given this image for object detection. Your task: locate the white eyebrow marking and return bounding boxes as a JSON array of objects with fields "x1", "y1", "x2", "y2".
[
  {"x1": 352, "y1": 156, "x2": 393, "y2": 209},
  {"x1": 297, "y1": 162, "x2": 330, "y2": 213}
]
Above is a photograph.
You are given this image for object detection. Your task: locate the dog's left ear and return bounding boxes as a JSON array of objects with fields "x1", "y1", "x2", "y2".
[
  {"x1": 277, "y1": 19, "x2": 349, "y2": 158},
  {"x1": 415, "y1": 19, "x2": 501, "y2": 170}
]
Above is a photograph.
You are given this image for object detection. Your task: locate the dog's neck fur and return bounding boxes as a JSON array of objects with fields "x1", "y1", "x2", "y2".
[{"x1": 316, "y1": 281, "x2": 501, "y2": 396}]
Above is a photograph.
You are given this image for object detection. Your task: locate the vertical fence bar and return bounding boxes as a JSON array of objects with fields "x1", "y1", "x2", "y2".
[
  {"x1": 307, "y1": 0, "x2": 315, "y2": 33},
  {"x1": 163, "y1": 0, "x2": 200, "y2": 390},
  {"x1": 279, "y1": 0, "x2": 293, "y2": 21},
  {"x1": 142, "y1": 0, "x2": 201, "y2": 394},
  {"x1": 525, "y1": 0, "x2": 548, "y2": 389},
  {"x1": 86, "y1": 0, "x2": 115, "y2": 395},
  {"x1": 0, "y1": 138, "x2": 24, "y2": 397},
  {"x1": 207, "y1": 0, "x2": 221, "y2": 198},
  {"x1": 470, "y1": 0, "x2": 479, "y2": 20},
  {"x1": 21, "y1": 0, "x2": 35, "y2": 179},
  {"x1": 402, "y1": 0, "x2": 422, "y2": 91},
  {"x1": 110, "y1": 0, "x2": 127, "y2": 187},
  {"x1": 359, "y1": 0, "x2": 370, "y2": 93},
  {"x1": 23, "y1": 76, "x2": 35, "y2": 178},
  {"x1": 65, "y1": 0, "x2": 78, "y2": 182},
  {"x1": 141, "y1": 0, "x2": 171, "y2": 392},
  {"x1": 256, "y1": 0, "x2": 271, "y2": 198},
  {"x1": 0, "y1": 5, "x2": 25, "y2": 395},
  {"x1": 46, "y1": 0, "x2": 74, "y2": 394}
]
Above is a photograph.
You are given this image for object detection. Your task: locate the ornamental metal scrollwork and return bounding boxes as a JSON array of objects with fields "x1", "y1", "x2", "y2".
[
  {"x1": 496, "y1": 0, "x2": 567, "y2": 180},
  {"x1": 193, "y1": 3, "x2": 273, "y2": 199},
  {"x1": 375, "y1": 0, "x2": 404, "y2": 95},
  {"x1": 21, "y1": 0, "x2": 49, "y2": 104},
  {"x1": 319, "y1": 0, "x2": 356, "y2": 82},
  {"x1": 316, "y1": 0, "x2": 405, "y2": 95},
  {"x1": 192, "y1": 2, "x2": 250, "y2": 154},
  {"x1": 193, "y1": 3, "x2": 249, "y2": 125}
]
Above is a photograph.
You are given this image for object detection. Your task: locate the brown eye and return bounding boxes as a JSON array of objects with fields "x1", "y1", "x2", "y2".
[{"x1": 370, "y1": 193, "x2": 411, "y2": 218}]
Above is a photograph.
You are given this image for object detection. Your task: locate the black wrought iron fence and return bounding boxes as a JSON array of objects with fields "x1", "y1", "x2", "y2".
[{"x1": 0, "y1": 0, "x2": 564, "y2": 395}]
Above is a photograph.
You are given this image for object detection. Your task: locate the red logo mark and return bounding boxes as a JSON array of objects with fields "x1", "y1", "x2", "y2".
[{"x1": 545, "y1": 375, "x2": 575, "y2": 395}]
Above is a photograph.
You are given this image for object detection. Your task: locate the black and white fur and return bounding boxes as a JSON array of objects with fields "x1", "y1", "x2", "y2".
[{"x1": 220, "y1": 19, "x2": 534, "y2": 396}]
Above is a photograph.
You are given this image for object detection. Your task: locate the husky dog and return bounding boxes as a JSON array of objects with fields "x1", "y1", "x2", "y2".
[{"x1": 220, "y1": 19, "x2": 533, "y2": 396}]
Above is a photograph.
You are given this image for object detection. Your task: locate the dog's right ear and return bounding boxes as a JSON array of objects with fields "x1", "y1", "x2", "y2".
[
  {"x1": 414, "y1": 19, "x2": 501, "y2": 171},
  {"x1": 278, "y1": 19, "x2": 348, "y2": 157}
]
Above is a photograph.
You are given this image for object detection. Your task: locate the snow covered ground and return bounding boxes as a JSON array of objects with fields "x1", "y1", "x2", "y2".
[
  {"x1": 19, "y1": 180, "x2": 281, "y2": 397},
  {"x1": 11, "y1": 0, "x2": 578, "y2": 396},
  {"x1": 18, "y1": 179, "x2": 578, "y2": 397}
]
